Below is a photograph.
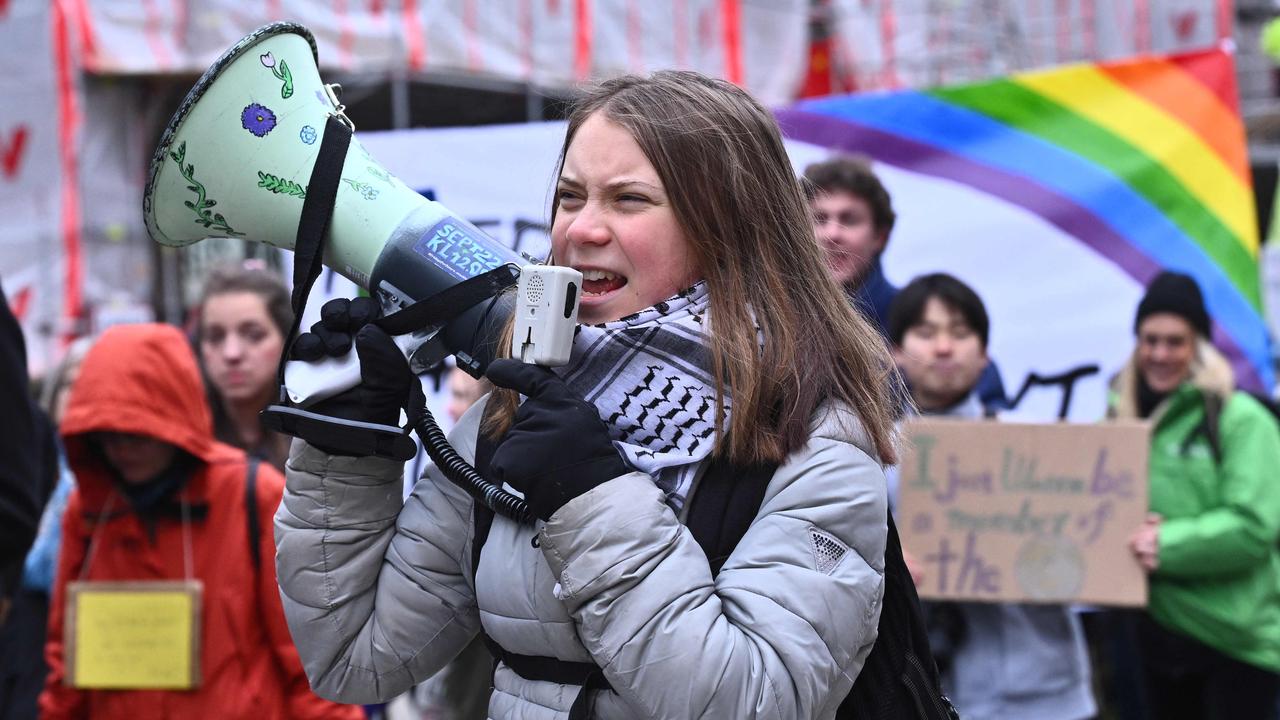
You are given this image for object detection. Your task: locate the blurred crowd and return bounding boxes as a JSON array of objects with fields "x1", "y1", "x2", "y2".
[{"x1": 0, "y1": 155, "x2": 1278, "y2": 720}]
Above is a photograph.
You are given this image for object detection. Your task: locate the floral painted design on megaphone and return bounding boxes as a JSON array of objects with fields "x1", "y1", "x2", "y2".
[
  {"x1": 241, "y1": 103, "x2": 278, "y2": 138},
  {"x1": 259, "y1": 51, "x2": 294, "y2": 98},
  {"x1": 166, "y1": 141, "x2": 243, "y2": 237}
]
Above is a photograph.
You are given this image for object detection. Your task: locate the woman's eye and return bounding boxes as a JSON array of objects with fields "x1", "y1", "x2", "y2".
[{"x1": 557, "y1": 189, "x2": 582, "y2": 204}]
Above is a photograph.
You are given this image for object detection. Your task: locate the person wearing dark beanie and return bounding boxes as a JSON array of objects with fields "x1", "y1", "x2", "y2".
[
  {"x1": 1106, "y1": 270, "x2": 1280, "y2": 719},
  {"x1": 1133, "y1": 270, "x2": 1212, "y2": 340}
]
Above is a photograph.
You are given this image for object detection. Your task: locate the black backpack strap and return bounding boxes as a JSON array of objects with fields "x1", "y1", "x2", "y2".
[
  {"x1": 469, "y1": 415, "x2": 499, "y2": 588},
  {"x1": 1202, "y1": 392, "x2": 1224, "y2": 464},
  {"x1": 467, "y1": 403, "x2": 613, "y2": 718},
  {"x1": 841, "y1": 509, "x2": 958, "y2": 720},
  {"x1": 684, "y1": 457, "x2": 775, "y2": 575},
  {"x1": 245, "y1": 457, "x2": 261, "y2": 571},
  {"x1": 1182, "y1": 392, "x2": 1225, "y2": 465}
]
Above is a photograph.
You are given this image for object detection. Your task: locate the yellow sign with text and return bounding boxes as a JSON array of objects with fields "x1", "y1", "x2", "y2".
[{"x1": 66, "y1": 580, "x2": 202, "y2": 689}]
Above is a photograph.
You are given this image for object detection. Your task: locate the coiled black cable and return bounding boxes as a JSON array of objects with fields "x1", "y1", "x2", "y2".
[{"x1": 413, "y1": 406, "x2": 534, "y2": 524}]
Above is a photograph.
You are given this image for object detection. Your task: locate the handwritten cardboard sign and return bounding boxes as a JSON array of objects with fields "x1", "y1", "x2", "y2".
[
  {"x1": 65, "y1": 580, "x2": 202, "y2": 689},
  {"x1": 898, "y1": 419, "x2": 1149, "y2": 606}
]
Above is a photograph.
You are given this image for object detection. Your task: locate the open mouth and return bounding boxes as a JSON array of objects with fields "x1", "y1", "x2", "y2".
[{"x1": 580, "y1": 269, "x2": 627, "y2": 297}]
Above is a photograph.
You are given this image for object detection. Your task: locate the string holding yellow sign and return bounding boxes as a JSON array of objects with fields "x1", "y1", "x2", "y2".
[{"x1": 65, "y1": 580, "x2": 203, "y2": 689}]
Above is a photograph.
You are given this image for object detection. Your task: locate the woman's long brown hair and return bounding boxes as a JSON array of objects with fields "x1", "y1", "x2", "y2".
[{"x1": 485, "y1": 71, "x2": 901, "y2": 465}]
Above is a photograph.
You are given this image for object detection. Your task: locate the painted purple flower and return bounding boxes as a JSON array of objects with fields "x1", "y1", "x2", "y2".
[
  {"x1": 241, "y1": 103, "x2": 277, "y2": 138},
  {"x1": 260, "y1": 51, "x2": 275, "y2": 68},
  {"x1": 299, "y1": 125, "x2": 317, "y2": 145}
]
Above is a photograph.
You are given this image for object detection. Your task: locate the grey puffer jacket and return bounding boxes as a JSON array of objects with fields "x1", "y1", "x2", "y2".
[{"x1": 275, "y1": 398, "x2": 888, "y2": 719}]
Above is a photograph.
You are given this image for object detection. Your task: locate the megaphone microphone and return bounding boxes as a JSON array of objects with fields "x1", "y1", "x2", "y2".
[{"x1": 142, "y1": 22, "x2": 580, "y2": 523}]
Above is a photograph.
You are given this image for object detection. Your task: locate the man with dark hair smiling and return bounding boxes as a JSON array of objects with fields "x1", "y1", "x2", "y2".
[
  {"x1": 804, "y1": 156, "x2": 898, "y2": 332},
  {"x1": 804, "y1": 156, "x2": 1008, "y2": 411},
  {"x1": 888, "y1": 273, "x2": 1096, "y2": 720},
  {"x1": 888, "y1": 273, "x2": 993, "y2": 413}
]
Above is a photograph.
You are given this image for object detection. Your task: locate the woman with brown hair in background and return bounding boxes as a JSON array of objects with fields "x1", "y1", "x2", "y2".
[{"x1": 195, "y1": 263, "x2": 293, "y2": 471}]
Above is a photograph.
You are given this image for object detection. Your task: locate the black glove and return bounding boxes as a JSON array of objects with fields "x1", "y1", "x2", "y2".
[
  {"x1": 484, "y1": 359, "x2": 630, "y2": 521},
  {"x1": 287, "y1": 297, "x2": 422, "y2": 454}
]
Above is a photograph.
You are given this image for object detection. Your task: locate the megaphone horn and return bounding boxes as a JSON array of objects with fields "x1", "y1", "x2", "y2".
[
  {"x1": 142, "y1": 21, "x2": 522, "y2": 379},
  {"x1": 144, "y1": 23, "x2": 585, "y2": 526}
]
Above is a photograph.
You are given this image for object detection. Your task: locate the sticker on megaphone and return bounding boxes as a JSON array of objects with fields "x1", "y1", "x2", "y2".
[{"x1": 283, "y1": 265, "x2": 581, "y2": 407}]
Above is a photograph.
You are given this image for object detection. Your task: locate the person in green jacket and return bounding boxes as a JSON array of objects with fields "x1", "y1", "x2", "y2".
[{"x1": 1109, "y1": 271, "x2": 1280, "y2": 719}]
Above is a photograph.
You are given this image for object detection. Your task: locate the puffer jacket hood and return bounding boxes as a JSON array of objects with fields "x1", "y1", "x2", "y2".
[{"x1": 60, "y1": 323, "x2": 229, "y2": 507}]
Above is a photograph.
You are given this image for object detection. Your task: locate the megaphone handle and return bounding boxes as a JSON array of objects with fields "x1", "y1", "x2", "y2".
[
  {"x1": 283, "y1": 333, "x2": 419, "y2": 406},
  {"x1": 262, "y1": 405, "x2": 418, "y2": 461}
]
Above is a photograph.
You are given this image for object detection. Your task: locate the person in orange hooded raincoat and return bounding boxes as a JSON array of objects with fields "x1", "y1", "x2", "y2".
[{"x1": 38, "y1": 323, "x2": 362, "y2": 720}]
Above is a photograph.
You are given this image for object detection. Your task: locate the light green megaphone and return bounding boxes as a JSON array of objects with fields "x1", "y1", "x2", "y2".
[
  {"x1": 143, "y1": 22, "x2": 581, "y2": 523},
  {"x1": 142, "y1": 22, "x2": 524, "y2": 385}
]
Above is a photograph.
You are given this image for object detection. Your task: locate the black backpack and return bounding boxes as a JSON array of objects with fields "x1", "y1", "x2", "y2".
[{"x1": 469, "y1": 430, "x2": 958, "y2": 720}]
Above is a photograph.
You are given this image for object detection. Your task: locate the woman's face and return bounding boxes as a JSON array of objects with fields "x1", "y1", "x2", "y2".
[
  {"x1": 98, "y1": 432, "x2": 178, "y2": 485},
  {"x1": 1136, "y1": 313, "x2": 1197, "y2": 394},
  {"x1": 200, "y1": 291, "x2": 285, "y2": 405},
  {"x1": 551, "y1": 112, "x2": 700, "y2": 324}
]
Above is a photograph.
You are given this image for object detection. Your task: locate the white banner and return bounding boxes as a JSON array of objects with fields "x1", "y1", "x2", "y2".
[{"x1": 345, "y1": 121, "x2": 1137, "y2": 423}]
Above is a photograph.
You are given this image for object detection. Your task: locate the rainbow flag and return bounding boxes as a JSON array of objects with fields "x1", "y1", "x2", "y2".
[{"x1": 778, "y1": 49, "x2": 1273, "y2": 393}]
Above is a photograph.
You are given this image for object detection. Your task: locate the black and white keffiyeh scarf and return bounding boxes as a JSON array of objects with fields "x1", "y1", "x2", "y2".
[{"x1": 553, "y1": 282, "x2": 723, "y2": 513}]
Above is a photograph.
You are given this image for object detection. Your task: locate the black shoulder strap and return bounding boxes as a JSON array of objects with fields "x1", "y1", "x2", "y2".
[
  {"x1": 840, "y1": 510, "x2": 957, "y2": 719},
  {"x1": 245, "y1": 457, "x2": 261, "y2": 571},
  {"x1": 278, "y1": 115, "x2": 351, "y2": 387},
  {"x1": 470, "y1": 416, "x2": 499, "y2": 586},
  {"x1": 467, "y1": 408, "x2": 609, "y2": 719},
  {"x1": 1183, "y1": 392, "x2": 1225, "y2": 465},
  {"x1": 1203, "y1": 392, "x2": 1224, "y2": 464},
  {"x1": 684, "y1": 457, "x2": 775, "y2": 575}
]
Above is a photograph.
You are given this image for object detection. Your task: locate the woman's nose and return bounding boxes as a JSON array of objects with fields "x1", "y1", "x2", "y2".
[
  {"x1": 222, "y1": 335, "x2": 245, "y2": 359},
  {"x1": 565, "y1": 205, "x2": 609, "y2": 246}
]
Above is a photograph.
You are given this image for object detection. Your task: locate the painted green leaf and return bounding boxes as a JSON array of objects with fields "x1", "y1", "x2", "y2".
[{"x1": 279, "y1": 59, "x2": 294, "y2": 99}]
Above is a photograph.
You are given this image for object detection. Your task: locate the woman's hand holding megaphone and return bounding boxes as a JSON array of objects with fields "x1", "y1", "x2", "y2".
[
  {"x1": 484, "y1": 360, "x2": 630, "y2": 521},
  {"x1": 283, "y1": 297, "x2": 424, "y2": 456}
]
